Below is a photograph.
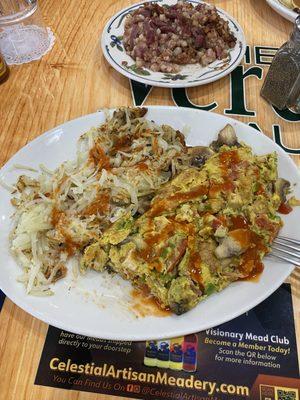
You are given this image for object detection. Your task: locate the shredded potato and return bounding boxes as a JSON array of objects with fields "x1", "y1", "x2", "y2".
[{"x1": 10, "y1": 107, "x2": 202, "y2": 294}]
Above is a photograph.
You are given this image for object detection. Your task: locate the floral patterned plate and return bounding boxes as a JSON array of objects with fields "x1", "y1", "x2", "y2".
[{"x1": 101, "y1": 0, "x2": 246, "y2": 88}]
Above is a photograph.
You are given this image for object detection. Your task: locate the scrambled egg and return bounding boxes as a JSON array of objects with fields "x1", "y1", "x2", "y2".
[{"x1": 82, "y1": 125, "x2": 292, "y2": 315}]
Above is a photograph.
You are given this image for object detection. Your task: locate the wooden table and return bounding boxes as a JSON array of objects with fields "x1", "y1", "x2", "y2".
[{"x1": 0, "y1": 1, "x2": 299, "y2": 399}]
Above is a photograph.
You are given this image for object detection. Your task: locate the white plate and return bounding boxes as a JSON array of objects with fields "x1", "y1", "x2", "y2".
[
  {"x1": 266, "y1": 0, "x2": 298, "y2": 22},
  {"x1": 101, "y1": 0, "x2": 246, "y2": 88},
  {"x1": 0, "y1": 107, "x2": 299, "y2": 340}
]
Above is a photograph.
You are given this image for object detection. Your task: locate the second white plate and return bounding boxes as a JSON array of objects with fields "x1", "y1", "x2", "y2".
[{"x1": 266, "y1": 0, "x2": 298, "y2": 22}]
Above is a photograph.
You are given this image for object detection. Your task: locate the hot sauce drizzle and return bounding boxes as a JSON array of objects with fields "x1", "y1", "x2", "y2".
[
  {"x1": 209, "y1": 150, "x2": 240, "y2": 196},
  {"x1": 135, "y1": 161, "x2": 149, "y2": 171},
  {"x1": 278, "y1": 202, "x2": 292, "y2": 214},
  {"x1": 81, "y1": 192, "x2": 110, "y2": 216},
  {"x1": 228, "y1": 215, "x2": 266, "y2": 281},
  {"x1": 134, "y1": 216, "x2": 204, "y2": 289},
  {"x1": 50, "y1": 208, "x2": 80, "y2": 256},
  {"x1": 109, "y1": 135, "x2": 133, "y2": 156},
  {"x1": 148, "y1": 185, "x2": 208, "y2": 217},
  {"x1": 89, "y1": 143, "x2": 111, "y2": 170},
  {"x1": 130, "y1": 289, "x2": 171, "y2": 317},
  {"x1": 219, "y1": 150, "x2": 240, "y2": 166}
]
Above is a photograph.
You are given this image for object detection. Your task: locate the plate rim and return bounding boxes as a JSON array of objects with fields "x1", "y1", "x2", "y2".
[
  {"x1": 100, "y1": 0, "x2": 247, "y2": 88},
  {"x1": 266, "y1": 0, "x2": 297, "y2": 22},
  {"x1": 0, "y1": 106, "x2": 298, "y2": 340}
]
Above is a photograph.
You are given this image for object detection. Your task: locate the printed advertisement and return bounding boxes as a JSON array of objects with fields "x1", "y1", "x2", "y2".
[{"x1": 35, "y1": 283, "x2": 299, "y2": 399}]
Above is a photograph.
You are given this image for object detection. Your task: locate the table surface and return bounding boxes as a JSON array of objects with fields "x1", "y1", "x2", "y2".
[{"x1": 0, "y1": 0, "x2": 299, "y2": 399}]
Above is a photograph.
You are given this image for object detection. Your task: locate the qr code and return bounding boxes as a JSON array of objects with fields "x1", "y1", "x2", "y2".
[
  {"x1": 276, "y1": 389, "x2": 298, "y2": 400},
  {"x1": 260, "y1": 385, "x2": 299, "y2": 400}
]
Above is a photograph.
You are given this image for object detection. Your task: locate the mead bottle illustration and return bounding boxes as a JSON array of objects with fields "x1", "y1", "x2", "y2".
[
  {"x1": 183, "y1": 334, "x2": 198, "y2": 372},
  {"x1": 170, "y1": 337, "x2": 184, "y2": 370},
  {"x1": 157, "y1": 340, "x2": 170, "y2": 368},
  {"x1": 144, "y1": 341, "x2": 158, "y2": 367}
]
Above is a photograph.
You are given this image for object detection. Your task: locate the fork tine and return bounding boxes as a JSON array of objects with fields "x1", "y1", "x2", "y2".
[
  {"x1": 268, "y1": 235, "x2": 300, "y2": 265},
  {"x1": 272, "y1": 244, "x2": 300, "y2": 260},
  {"x1": 273, "y1": 239, "x2": 300, "y2": 252},
  {"x1": 268, "y1": 252, "x2": 299, "y2": 265},
  {"x1": 277, "y1": 236, "x2": 300, "y2": 245}
]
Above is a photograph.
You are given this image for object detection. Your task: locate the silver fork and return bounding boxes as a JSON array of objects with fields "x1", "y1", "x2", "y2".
[{"x1": 268, "y1": 236, "x2": 300, "y2": 265}]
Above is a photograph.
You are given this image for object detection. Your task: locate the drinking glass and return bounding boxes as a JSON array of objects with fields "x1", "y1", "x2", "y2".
[{"x1": 0, "y1": 0, "x2": 53, "y2": 64}]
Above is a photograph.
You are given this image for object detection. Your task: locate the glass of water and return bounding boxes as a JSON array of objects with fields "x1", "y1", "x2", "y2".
[{"x1": 0, "y1": 0, "x2": 53, "y2": 64}]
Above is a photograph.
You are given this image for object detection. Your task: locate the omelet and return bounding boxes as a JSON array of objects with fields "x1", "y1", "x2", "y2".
[{"x1": 82, "y1": 125, "x2": 291, "y2": 315}]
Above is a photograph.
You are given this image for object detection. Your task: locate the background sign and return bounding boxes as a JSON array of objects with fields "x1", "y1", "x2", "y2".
[{"x1": 130, "y1": 45, "x2": 300, "y2": 156}]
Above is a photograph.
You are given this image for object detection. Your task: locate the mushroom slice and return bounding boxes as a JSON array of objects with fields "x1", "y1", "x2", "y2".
[
  {"x1": 215, "y1": 229, "x2": 251, "y2": 259},
  {"x1": 274, "y1": 178, "x2": 290, "y2": 203},
  {"x1": 129, "y1": 107, "x2": 148, "y2": 119},
  {"x1": 112, "y1": 107, "x2": 148, "y2": 127},
  {"x1": 187, "y1": 146, "x2": 215, "y2": 168},
  {"x1": 210, "y1": 124, "x2": 240, "y2": 151}
]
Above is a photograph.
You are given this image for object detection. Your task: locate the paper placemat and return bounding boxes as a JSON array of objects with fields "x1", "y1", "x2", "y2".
[{"x1": 35, "y1": 284, "x2": 299, "y2": 400}]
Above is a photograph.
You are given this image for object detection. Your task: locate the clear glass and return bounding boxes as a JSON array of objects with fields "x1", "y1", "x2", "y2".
[
  {"x1": 0, "y1": 1, "x2": 38, "y2": 24},
  {"x1": 0, "y1": 0, "x2": 51, "y2": 64}
]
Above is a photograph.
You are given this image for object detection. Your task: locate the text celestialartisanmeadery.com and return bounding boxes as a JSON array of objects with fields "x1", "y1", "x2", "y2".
[{"x1": 49, "y1": 358, "x2": 250, "y2": 396}]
